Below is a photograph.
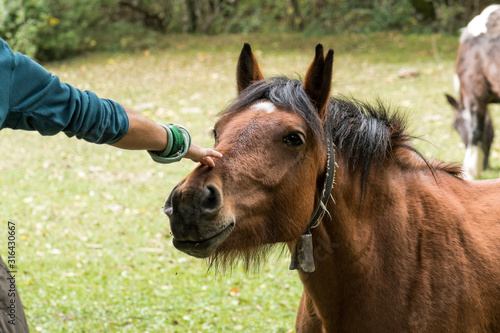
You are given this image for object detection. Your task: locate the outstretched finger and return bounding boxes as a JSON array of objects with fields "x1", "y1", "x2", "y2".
[{"x1": 207, "y1": 149, "x2": 223, "y2": 159}]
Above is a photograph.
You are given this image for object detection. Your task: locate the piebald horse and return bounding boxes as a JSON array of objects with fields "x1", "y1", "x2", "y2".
[
  {"x1": 166, "y1": 44, "x2": 500, "y2": 332},
  {"x1": 446, "y1": 5, "x2": 500, "y2": 179}
]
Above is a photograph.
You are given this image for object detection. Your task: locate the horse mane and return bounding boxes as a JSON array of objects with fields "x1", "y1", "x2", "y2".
[
  {"x1": 326, "y1": 97, "x2": 463, "y2": 191},
  {"x1": 214, "y1": 76, "x2": 463, "y2": 271}
]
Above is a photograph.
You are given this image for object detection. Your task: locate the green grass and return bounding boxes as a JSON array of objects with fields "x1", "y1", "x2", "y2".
[{"x1": 1, "y1": 32, "x2": 500, "y2": 332}]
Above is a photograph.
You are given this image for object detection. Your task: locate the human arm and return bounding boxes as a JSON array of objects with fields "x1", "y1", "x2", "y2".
[
  {"x1": 0, "y1": 38, "x2": 128, "y2": 144},
  {"x1": 0, "y1": 38, "x2": 221, "y2": 166},
  {"x1": 111, "y1": 108, "x2": 222, "y2": 167}
]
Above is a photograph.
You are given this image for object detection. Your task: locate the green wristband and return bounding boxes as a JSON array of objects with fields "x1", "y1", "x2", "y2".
[
  {"x1": 168, "y1": 125, "x2": 185, "y2": 155},
  {"x1": 148, "y1": 123, "x2": 192, "y2": 164}
]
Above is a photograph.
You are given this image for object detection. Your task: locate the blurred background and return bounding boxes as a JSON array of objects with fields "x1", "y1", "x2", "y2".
[{"x1": 1, "y1": 0, "x2": 497, "y2": 61}]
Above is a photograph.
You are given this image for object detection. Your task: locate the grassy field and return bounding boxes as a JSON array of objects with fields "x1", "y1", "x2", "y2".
[{"x1": 1, "y1": 32, "x2": 500, "y2": 332}]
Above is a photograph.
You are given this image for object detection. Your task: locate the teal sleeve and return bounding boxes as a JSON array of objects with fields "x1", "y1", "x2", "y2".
[{"x1": 0, "y1": 39, "x2": 129, "y2": 144}]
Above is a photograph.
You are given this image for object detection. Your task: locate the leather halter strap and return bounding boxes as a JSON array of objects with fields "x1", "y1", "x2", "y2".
[
  {"x1": 289, "y1": 139, "x2": 336, "y2": 273},
  {"x1": 306, "y1": 139, "x2": 336, "y2": 233}
]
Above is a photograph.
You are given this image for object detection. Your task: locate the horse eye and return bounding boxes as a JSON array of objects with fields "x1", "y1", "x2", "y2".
[
  {"x1": 212, "y1": 129, "x2": 218, "y2": 140},
  {"x1": 283, "y1": 133, "x2": 304, "y2": 147}
]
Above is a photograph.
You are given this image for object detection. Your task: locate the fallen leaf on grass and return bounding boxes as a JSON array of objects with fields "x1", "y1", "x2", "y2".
[{"x1": 229, "y1": 288, "x2": 240, "y2": 297}]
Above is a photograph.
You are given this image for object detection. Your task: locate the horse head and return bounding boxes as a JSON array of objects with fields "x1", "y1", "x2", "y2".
[
  {"x1": 164, "y1": 44, "x2": 334, "y2": 267},
  {"x1": 445, "y1": 93, "x2": 494, "y2": 177}
]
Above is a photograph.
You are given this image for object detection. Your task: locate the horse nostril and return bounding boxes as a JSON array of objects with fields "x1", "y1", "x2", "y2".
[
  {"x1": 165, "y1": 183, "x2": 222, "y2": 221},
  {"x1": 200, "y1": 184, "x2": 222, "y2": 216},
  {"x1": 164, "y1": 185, "x2": 180, "y2": 217},
  {"x1": 164, "y1": 204, "x2": 173, "y2": 217}
]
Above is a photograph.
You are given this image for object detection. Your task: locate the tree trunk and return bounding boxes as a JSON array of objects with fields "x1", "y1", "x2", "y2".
[
  {"x1": 184, "y1": 0, "x2": 197, "y2": 33},
  {"x1": 410, "y1": 0, "x2": 436, "y2": 21},
  {"x1": 289, "y1": 0, "x2": 304, "y2": 31},
  {"x1": 313, "y1": 0, "x2": 326, "y2": 19}
]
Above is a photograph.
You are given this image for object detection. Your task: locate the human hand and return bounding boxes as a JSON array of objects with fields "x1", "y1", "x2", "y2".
[{"x1": 184, "y1": 143, "x2": 223, "y2": 167}]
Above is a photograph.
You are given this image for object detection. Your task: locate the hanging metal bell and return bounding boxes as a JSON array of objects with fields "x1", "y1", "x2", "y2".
[{"x1": 289, "y1": 233, "x2": 315, "y2": 273}]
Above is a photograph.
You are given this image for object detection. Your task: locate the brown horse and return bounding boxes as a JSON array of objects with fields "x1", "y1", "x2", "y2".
[
  {"x1": 446, "y1": 5, "x2": 500, "y2": 179},
  {"x1": 165, "y1": 44, "x2": 500, "y2": 332}
]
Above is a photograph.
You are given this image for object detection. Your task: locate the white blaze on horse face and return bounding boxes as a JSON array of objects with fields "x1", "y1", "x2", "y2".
[
  {"x1": 463, "y1": 145, "x2": 485, "y2": 180},
  {"x1": 250, "y1": 101, "x2": 276, "y2": 114},
  {"x1": 467, "y1": 5, "x2": 500, "y2": 36}
]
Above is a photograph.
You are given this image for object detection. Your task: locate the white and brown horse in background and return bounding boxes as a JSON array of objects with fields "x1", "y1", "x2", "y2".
[{"x1": 446, "y1": 5, "x2": 500, "y2": 178}]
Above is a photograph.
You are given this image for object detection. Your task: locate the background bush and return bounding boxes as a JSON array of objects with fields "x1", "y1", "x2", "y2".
[
  {"x1": 1, "y1": 0, "x2": 498, "y2": 61},
  {"x1": 1, "y1": 0, "x2": 135, "y2": 60}
]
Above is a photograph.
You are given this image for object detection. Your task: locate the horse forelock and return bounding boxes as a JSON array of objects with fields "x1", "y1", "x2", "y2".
[{"x1": 220, "y1": 77, "x2": 325, "y2": 145}]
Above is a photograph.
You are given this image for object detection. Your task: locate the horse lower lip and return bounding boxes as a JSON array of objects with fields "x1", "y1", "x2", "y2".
[{"x1": 172, "y1": 223, "x2": 234, "y2": 258}]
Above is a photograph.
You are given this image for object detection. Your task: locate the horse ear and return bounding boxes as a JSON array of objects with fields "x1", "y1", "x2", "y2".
[
  {"x1": 445, "y1": 94, "x2": 459, "y2": 111},
  {"x1": 237, "y1": 43, "x2": 264, "y2": 94},
  {"x1": 303, "y1": 44, "x2": 334, "y2": 121}
]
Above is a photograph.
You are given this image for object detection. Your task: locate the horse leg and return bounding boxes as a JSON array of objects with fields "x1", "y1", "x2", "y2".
[
  {"x1": 296, "y1": 292, "x2": 325, "y2": 333},
  {"x1": 463, "y1": 101, "x2": 487, "y2": 178},
  {"x1": 482, "y1": 111, "x2": 494, "y2": 169}
]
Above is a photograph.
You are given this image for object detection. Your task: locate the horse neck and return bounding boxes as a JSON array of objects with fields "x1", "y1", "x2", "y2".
[{"x1": 297, "y1": 160, "x2": 416, "y2": 318}]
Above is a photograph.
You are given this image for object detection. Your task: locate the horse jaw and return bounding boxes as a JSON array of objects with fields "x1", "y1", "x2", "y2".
[
  {"x1": 171, "y1": 220, "x2": 235, "y2": 259},
  {"x1": 462, "y1": 145, "x2": 485, "y2": 179}
]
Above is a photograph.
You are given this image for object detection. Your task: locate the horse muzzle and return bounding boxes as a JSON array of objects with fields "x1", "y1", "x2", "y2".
[{"x1": 164, "y1": 181, "x2": 235, "y2": 258}]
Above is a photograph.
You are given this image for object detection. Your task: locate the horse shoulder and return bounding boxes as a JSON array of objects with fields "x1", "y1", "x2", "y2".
[
  {"x1": 418, "y1": 176, "x2": 500, "y2": 249},
  {"x1": 463, "y1": 179, "x2": 500, "y2": 243},
  {"x1": 399, "y1": 174, "x2": 500, "y2": 329}
]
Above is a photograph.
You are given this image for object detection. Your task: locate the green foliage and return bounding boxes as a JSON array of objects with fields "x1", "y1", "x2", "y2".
[
  {"x1": 0, "y1": 0, "x2": 129, "y2": 60},
  {"x1": 0, "y1": 0, "x2": 493, "y2": 61},
  {"x1": 0, "y1": 0, "x2": 44, "y2": 57},
  {"x1": 431, "y1": 2, "x2": 466, "y2": 34},
  {"x1": 219, "y1": 0, "x2": 292, "y2": 33},
  {"x1": 34, "y1": 0, "x2": 116, "y2": 61},
  {"x1": 332, "y1": 0, "x2": 419, "y2": 34}
]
